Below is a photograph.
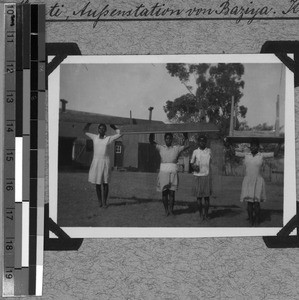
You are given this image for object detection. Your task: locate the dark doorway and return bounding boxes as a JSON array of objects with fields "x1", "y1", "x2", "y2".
[
  {"x1": 114, "y1": 141, "x2": 124, "y2": 168},
  {"x1": 138, "y1": 143, "x2": 160, "y2": 172},
  {"x1": 58, "y1": 137, "x2": 76, "y2": 167}
]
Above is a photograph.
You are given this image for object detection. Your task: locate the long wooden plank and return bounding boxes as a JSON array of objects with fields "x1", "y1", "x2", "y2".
[
  {"x1": 226, "y1": 136, "x2": 284, "y2": 143},
  {"x1": 227, "y1": 129, "x2": 284, "y2": 143},
  {"x1": 119, "y1": 123, "x2": 219, "y2": 134},
  {"x1": 231, "y1": 130, "x2": 280, "y2": 138},
  {"x1": 60, "y1": 110, "x2": 220, "y2": 134}
]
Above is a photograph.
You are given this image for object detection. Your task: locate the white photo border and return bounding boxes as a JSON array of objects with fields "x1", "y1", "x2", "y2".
[{"x1": 48, "y1": 54, "x2": 296, "y2": 238}]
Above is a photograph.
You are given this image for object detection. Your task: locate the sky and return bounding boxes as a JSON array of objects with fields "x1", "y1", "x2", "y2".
[{"x1": 60, "y1": 62, "x2": 286, "y2": 128}]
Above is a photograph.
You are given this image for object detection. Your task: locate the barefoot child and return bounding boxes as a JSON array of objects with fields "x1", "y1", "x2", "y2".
[
  {"x1": 234, "y1": 139, "x2": 280, "y2": 226},
  {"x1": 190, "y1": 135, "x2": 212, "y2": 221},
  {"x1": 149, "y1": 133, "x2": 189, "y2": 216},
  {"x1": 84, "y1": 123, "x2": 122, "y2": 208}
]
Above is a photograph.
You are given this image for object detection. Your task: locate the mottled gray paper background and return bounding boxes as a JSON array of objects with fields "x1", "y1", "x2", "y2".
[{"x1": 2, "y1": 0, "x2": 299, "y2": 298}]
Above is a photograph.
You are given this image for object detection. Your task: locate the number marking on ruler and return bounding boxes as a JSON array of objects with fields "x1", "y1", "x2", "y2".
[{"x1": 3, "y1": 3, "x2": 16, "y2": 297}]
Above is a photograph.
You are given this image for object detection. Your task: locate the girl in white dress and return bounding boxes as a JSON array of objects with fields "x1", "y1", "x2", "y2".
[
  {"x1": 190, "y1": 135, "x2": 212, "y2": 221},
  {"x1": 235, "y1": 139, "x2": 279, "y2": 226},
  {"x1": 84, "y1": 123, "x2": 122, "y2": 208}
]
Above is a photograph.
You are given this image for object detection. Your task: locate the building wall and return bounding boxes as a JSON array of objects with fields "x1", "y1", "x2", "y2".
[
  {"x1": 60, "y1": 122, "x2": 167, "y2": 169},
  {"x1": 121, "y1": 133, "x2": 164, "y2": 169}
]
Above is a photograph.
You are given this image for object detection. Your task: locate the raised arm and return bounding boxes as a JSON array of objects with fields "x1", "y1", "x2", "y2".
[
  {"x1": 226, "y1": 141, "x2": 245, "y2": 158},
  {"x1": 83, "y1": 123, "x2": 93, "y2": 139},
  {"x1": 149, "y1": 133, "x2": 157, "y2": 145},
  {"x1": 108, "y1": 124, "x2": 122, "y2": 143},
  {"x1": 83, "y1": 123, "x2": 91, "y2": 133},
  {"x1": 261, "y1": 143, "x2": 282, "y2": 159},
  {"x1": 274, "y1": 142, "x2": 282, "y2": 157},
  {"x1": 178, "y1": 133, "x2": 190, "y2": 153},
  {"x1": 182, "y1": 133, "x2": 190, "y2": 151},
  {"x1": 223, "y1": 138, "x2": 239, "y2": 156},
  {"x1": 235, "y1": 151, "x2": 246, "y2": 158},
  {"x1": 261, "y1": 152, "x2": 274, "y2": 158}
]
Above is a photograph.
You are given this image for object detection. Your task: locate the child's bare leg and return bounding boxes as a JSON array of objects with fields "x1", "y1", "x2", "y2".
[
  {"x1": 197, "y1": 197, "x2": 203, "y2": 219},
  {"x1": 169, "y1": 191, "x2": 175, "y2": 215},
  {"x1": 253, "y1": 202, "x2": 260, "y2": 225},
  {"x1": 247, "y1": 202, "x2": 254, "y2": 226},
  {"x1": 204, "y1": 197, "x2": 210, "y2": 220},
  {"x1": 162, "y1": 190, "x2": 169, "y2": 216},
  {"x1": 96, "y1": 184, "x2": 102, "y2": 207},
  {"x1": 103, "y1": 183, "x2": 109, "y2": 208}
]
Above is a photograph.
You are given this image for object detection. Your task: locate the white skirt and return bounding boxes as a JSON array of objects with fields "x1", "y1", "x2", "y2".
[
  {"x1": 240, "y1": 175, "x2": 266, "y2": 202},
  {"x1": 88, "y1": 157, "x2": 111, "y2": 184},
  {"x1": 157, "y1": 163, "x2": 178, "y2": 192}
]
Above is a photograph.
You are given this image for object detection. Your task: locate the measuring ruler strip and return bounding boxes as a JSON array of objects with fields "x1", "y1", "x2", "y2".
[
  {"x1": 36, "y1": 5, "x2": 46, "y2": 295},
  {"x1": 3, "y1": 4, "x2": 46, "y2": 296},
  {"x1": 29, "y1": 4, "x2": 41, "y2": 295},
  {"x1": 36, "y1": 95, "x2": 46, "y2": 296},
  {"x1": 22, "y1": 3, "x2": 31, "y2": 296},
  {"x1": 22, "y1": 4, "x2": 31, "y2": 239},
  {"x1": 15, "y1": 3, "x2": 29, "y2": 296},
  {"x1": 29, "y1": 4, "x2": 37, "y2": 295},
  {"x1": 3, "y1": 3, "x2": 16, "y2": 297}
]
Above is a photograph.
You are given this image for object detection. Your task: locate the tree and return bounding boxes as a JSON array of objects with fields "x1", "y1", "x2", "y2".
[
  {"x1": 163, "y1": 63, "x2": 247, "y2": 135},
  {"x1": 238, "y1": 120, "x2": 250, "y2": 131}
]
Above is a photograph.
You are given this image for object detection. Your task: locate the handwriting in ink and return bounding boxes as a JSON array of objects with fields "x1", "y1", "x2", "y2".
[
  {"x1": 72, "y1": 2, "x2": 186, "y2": 27},
  {"x1": 282, "y1": 0, "x2": 299, "y2": 14},
  {"x1": 47, "y1": 2, "x2": 67, "y2": 18},
  {"x1": 45, "y1": 1, "x2": 299, "y2": 28},
  {"x1": 215, "y1": 1, "x2": 273, "y2": 24}
]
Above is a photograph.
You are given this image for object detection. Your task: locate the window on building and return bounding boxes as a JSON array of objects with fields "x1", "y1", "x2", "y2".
[{"x1": 115, "y1": 145, "x2": 122, "y2": 154}]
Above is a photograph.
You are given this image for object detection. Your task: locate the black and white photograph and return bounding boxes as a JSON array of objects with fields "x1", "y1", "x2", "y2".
[
  {"x1": 48, "y1": 54, "x2": 295, "y2": 238},
  {"x1": 1, "y1": 0, "x2": 299, "y2": 298}
]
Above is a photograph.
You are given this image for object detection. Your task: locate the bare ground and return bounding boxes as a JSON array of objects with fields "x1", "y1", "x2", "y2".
[{"x1": 57, "y1": 171, "x2": 283, "y2": 227}]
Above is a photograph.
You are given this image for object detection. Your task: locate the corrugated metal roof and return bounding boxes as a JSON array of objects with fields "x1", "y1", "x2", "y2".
[{"x1": 60, "y1": 109, "x2": 164, "y2": 125}]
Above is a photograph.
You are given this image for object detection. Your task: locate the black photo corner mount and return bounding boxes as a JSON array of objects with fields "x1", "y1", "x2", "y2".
[
  {"x1": 46, "y1": 43, "x2": 81, "y2": 89},
  {"x1": 261, "y1": 41, "x2": 299, "y2": 248},
  {"x1": 44, "y1": 42, "x2": 299, "y2": 250},
  {"x1": 45, "y1": 43, "x2": 83, "y2": 251},
  {"x1": 261, "y1": 41, "x2": 299, "y2": 87},
  {"x1": 44, "y1": 204, "x2": 83, "y2": 251}
]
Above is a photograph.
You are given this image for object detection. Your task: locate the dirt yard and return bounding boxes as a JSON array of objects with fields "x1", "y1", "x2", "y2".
[{"x1": 57, "y1": 171, "x2": 283, "y2": 228}]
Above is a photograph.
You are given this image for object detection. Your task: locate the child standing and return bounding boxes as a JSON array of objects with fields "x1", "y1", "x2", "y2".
[
  {"x1": 234, "y1": 139, "x2": 279, "y2": 226},
  {"x1": 190, "y1": 135, "x2": 212, "y2": 221},
  {"x1": 149, "y1": 133, "x2": 189, "y2": 216},
  {"x1": 84, "y1": 123, "x2": 122, "y2": 208}
]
